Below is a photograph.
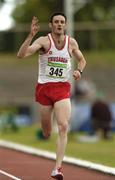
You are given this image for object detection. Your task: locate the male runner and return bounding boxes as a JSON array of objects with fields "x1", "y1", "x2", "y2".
[{"x1": 17, "y1": 12, "x2": 86, "y2": 180}]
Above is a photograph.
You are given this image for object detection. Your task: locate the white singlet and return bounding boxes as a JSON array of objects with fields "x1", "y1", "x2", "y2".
[{"x1": 38, "y1": 33, "x2": 71, "y2": 83}]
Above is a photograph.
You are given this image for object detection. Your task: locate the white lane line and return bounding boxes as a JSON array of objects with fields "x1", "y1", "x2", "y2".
[{"x1": 0, "y1": 169, "x2": 22, "y2": 180}]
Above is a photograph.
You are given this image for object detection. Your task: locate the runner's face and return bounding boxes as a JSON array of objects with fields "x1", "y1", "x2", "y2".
[{"x1": 50, "y1": 15, "x2": 66, "y2": 35}]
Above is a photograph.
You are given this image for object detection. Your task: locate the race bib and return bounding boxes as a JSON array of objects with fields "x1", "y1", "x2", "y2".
[{"x1": 45, "y1": 62, "x2": 67, "y2": 78}]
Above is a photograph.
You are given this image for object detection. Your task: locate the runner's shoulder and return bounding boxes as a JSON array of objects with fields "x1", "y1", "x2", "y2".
[
  {"x1": 69, "y1": 37, "x2": 79, "y2": 48},
  {"x1": 36, "y1": 35, "x2": 49, "y2": 45}
]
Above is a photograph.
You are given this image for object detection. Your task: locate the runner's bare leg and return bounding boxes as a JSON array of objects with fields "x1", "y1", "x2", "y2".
[
  {"x1": 39, "y1": 104, "x2": 53, "y2": 138},
  {"x1": 54, "y1": 98, "x2": 71, "y2": 169}
]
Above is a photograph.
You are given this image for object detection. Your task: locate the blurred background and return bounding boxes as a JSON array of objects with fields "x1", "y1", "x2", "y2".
[{"x1": 0, "y1": 0, "x2": 115, "y2": 139}]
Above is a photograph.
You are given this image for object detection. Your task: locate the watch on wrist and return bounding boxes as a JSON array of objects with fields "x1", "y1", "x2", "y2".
[{"x1": 77, "y1": 68, "x2": 82, "y2": 75}]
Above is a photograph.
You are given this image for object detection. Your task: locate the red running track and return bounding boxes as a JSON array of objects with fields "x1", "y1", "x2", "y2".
[{"x1": 0, "y1": 147, "x2": 115, "y2": 180}]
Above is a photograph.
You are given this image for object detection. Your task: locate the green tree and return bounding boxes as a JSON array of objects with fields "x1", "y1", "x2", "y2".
[
  {"x1": 12, "y1": 0, "x2": 64, "y2": 23},
  {"x1": 0, "y1": 0, "x2": 4, "y2": 6},
  {"x1": 75, "y1": 0, "x2": 115, "y2": 21},
  {"x1": 12, "y1": 0, "x2": 115, "y2": 23}
]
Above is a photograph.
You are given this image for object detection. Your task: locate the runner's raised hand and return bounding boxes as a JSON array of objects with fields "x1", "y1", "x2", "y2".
[{"x1": 30, "y1": 16, "x2": 40, "y2": 37}]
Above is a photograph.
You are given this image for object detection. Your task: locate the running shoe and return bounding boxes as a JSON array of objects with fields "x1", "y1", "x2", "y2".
[{"x1": 51, "y1": 167, "x2": 63, "y2": 180}]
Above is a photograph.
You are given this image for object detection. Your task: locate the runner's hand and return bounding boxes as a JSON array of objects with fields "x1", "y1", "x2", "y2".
[
  {"x1": 30, "y1": 16, "x2": 40, "y2": 37},
  {"x1": 73, "y1": 70, "x2": 81, "y2": 80}
]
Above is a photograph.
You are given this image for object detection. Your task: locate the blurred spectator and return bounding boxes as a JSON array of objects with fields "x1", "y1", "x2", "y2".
[
  {"x1": 0, "y1": 111, "x2": 18, "y2": 132},
  {"x1": 69, "y1": 102, "x2": 91, "y2": 132},
  {"x1": 70, "y1": 79, "x2": 113, "y2": 142},
  {"x1": 90, "y1": 99, "x2": 112, "y2": 140},
  {"x1": 70, "y1": 79, "x2": 96, "y2": 132},
  {"x1": 73, "y1": 78, "x2": 96, "y2": 100}
]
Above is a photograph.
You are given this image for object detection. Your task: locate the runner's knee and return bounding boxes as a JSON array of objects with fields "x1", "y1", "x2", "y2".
[{"x1": 59, "y1": 122, "x2": 69, "y2": 133}]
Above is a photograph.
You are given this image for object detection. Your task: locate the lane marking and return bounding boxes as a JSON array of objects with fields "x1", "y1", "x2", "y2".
[
  {"x1": 0, "y1": 169, "x2": 22, "y2": 180},
  {"x1": 0, "y1": 140, "x2": 115, "y2": 176}
]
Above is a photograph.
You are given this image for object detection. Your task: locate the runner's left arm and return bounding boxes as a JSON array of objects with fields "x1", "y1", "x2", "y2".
[{"x1": 71, "y1": 38, "x2": 86, "y2": 80}]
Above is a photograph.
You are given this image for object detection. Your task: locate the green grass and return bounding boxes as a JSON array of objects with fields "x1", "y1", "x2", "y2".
[
  {"x1": 0, "y1": 124, "x2": 115, "y2": 167},
  {"x1": 0, "y1": 52, "x2": 37, "y2": 67},
  {"x1": 84, "y1": 50, "x2": 115, "y2": 67}
]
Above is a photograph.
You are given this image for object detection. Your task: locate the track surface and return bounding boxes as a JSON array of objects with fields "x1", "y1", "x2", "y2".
[{"x1": 0, "y1": 147, "x2": 115, "y2": 180}]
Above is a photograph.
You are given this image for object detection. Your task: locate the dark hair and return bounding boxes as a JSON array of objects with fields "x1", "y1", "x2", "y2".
[{"x1": 50, "y1": 12, "x2": 67, "y2": 23}]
